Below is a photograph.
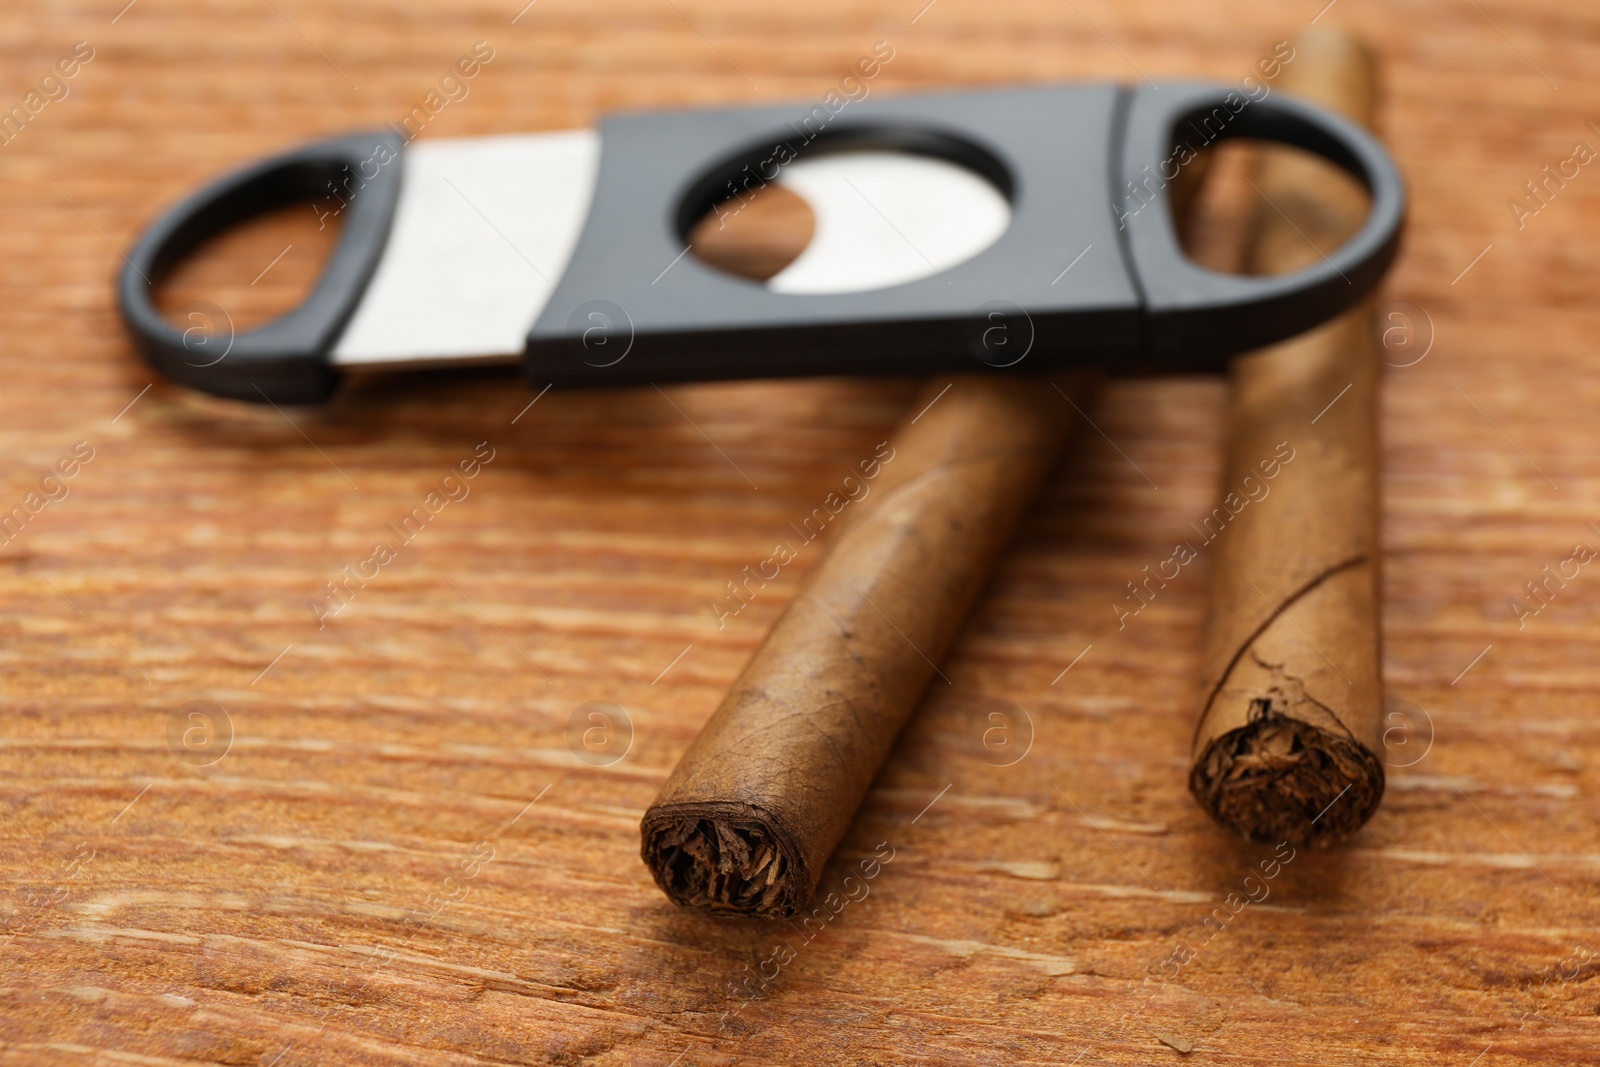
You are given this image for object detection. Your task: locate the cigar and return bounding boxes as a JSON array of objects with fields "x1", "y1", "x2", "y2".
[
  {"x1": 642, "y1": 374, "x2": 1082, "y2": 917},
  {"x1": 1189, "y1": 27, "x2": 1388, "y2": 846}
]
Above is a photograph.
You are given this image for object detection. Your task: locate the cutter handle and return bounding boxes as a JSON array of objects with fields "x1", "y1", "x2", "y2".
[
  {"x1": 117, "y1": 131, "x2": 404, "y2": 404},
  {"x1": 1119, "y1": 82, "x2": 1406, "y2": 368}
]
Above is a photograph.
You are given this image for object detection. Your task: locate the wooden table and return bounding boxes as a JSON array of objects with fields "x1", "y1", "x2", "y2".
[{"x1": 2, "y1": 0, "x2": 1597, "y2": 1062}]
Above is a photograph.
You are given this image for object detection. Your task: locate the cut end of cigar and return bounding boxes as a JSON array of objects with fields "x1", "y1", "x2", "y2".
[
  {"x1": 641, "y1": 805, "x2": 805, "y2": 919},
  {"x1": 1190, "y1": 709, "x2": 1384, "y2": 846}
]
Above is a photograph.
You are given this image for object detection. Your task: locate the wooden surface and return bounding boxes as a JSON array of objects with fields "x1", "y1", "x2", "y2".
[{"x1": 1, "y1": 1, "x2": 1598, "y2": 1063}]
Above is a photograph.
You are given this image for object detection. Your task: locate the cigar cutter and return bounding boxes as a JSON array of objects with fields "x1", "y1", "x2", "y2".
[{"x1": 119, "y1": 82, "x2": 1405, "y2": 403}]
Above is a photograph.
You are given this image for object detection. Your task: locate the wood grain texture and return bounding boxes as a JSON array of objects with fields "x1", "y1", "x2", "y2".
[{"x1": 1, "y1": 1, "x2": 1598, "y2": 1064}]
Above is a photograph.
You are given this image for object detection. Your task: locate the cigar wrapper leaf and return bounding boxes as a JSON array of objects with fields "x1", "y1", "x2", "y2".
[
  {"x1": 1190, "y1": 27, "x2": 1390, "y2": 846},
  {"x1": 642, "y1": 373, "x2": 1089, "y2": 917}
]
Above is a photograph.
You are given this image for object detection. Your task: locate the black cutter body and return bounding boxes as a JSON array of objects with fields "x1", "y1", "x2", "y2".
[{"x1": 117, "y1": 81, "x2": 1405, "y2": 403}]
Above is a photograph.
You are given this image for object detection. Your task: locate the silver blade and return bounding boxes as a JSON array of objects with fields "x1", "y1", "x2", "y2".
[
  {"x1": 766, "y1": 151, "x2": 1010, "y2": 295},
  {"x1": 331, "y1": 135, "x2": 1011, "y2": 370},
  {"x1": 332, "y1": 131, "x2": 599, "y2": 369}
]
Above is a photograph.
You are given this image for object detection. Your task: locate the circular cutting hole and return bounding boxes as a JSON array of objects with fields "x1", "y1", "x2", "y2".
[
  {"x1": 686, "y1": 181, "x2": 815, "y2": 282},
  {"x1": 685, "y1": 144, "x2": 1012, "y2": 294}
]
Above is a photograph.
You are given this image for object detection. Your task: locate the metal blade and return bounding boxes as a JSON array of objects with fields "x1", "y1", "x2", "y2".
[
  {"x1": 332, "y1": 131, "x2": 599, "y2": 369},
  {"x1": 332, "y1": 136, "x2": 1010, "y2": 371},
  {"x1": 766, "y1": 151, "x2": 1010, "y2": 295}
]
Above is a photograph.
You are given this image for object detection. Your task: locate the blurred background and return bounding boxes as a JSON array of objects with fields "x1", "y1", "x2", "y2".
[{"x1": 0, "y1": 1, "x2": 1596, "y2": 1063}]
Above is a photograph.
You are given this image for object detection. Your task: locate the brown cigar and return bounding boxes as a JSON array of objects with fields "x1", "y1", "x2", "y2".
[
  {"x1": 643, "y1": 374, "x2": 1084, "y2": 917},
  {"x1": 1189, "y1": 27, "x2": 1387, "y2": 846}
]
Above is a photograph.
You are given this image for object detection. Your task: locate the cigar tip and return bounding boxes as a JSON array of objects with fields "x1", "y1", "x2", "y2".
[
  {"x1": 1189, "y1": 712, "x2": 1384, "y2": 847},
  {"x1": 641, "y1": 803, "x2": 807, "y2": 919}
]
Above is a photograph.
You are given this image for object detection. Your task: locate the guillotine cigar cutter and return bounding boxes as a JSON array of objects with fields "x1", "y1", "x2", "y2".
[{"x1": 118, "y1": 82, "x2": 1404, "y2": 402}]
